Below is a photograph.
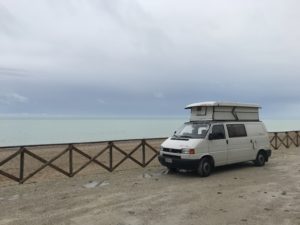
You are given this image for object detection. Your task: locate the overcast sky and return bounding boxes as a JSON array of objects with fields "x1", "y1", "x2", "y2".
[{"x1": 0, "y1": 0, "x2": 300, "y2": 118}]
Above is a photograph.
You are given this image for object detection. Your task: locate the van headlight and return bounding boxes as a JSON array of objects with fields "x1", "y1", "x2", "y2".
[{"x1": 182, "y1": 148, "x2": 195, "y2": 154}]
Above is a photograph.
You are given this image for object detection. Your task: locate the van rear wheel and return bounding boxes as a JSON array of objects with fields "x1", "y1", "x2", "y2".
[
  {"x1": 197, "y1": 158, "x2": 212, "y2": 177},
  {"x1": 254, "y1": 151, "x2": 266, "y2": 166}
]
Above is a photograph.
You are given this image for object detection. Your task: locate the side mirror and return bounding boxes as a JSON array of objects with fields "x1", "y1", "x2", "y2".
[{"x1": 208, "y1": 133, "x2": 214, "y2": 140}]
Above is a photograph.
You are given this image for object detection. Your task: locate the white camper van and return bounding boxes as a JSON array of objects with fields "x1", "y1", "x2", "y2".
[{"x1": 158, "y1": 102, "x2": 271, "y2": 177}]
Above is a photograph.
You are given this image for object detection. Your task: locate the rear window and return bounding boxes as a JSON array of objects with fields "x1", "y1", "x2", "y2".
[{"x1": 226, "y1": 124, "x2": 247, "y2": 138}]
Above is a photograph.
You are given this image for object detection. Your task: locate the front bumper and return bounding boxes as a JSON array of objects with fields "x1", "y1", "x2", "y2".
[{"x1": 158, "y1": 155, "x2": 200, "y2": 170}]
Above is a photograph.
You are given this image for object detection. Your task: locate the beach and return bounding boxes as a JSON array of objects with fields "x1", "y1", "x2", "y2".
[{"x1": 0, "y1": 146, "x2": 300, "y2": 225}]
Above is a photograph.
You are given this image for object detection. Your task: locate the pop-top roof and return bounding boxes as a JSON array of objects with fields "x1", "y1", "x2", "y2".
[{"x1": 185, "y1": 101, "x2": 261, "y2": 109}]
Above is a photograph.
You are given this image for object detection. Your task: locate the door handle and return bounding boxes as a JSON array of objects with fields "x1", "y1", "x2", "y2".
[{"x1": 226, "y1": 140, "x2": 228, "y2": 144}]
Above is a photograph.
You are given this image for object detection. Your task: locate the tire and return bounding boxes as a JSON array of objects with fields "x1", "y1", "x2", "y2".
[
  {"x1": 254, "y1": 151, "x2": 266, "y2": 166},
  {"x1": 197, "y1": 157, "x2": 212, "y2": 177},
  {"x1": 167, "y1": 167, "x2": 177, "y2": 173}
]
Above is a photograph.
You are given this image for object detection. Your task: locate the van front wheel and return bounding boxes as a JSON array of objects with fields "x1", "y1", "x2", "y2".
[
  {"x1": 167, "y1": 167, "x2": 178, "y2": 173},
  {"x1": 254, "y1": 151, "x2": 266, "y2": 166},
  {"x1": 197, "y1": 158, "x2": 212, "y2": 177}
]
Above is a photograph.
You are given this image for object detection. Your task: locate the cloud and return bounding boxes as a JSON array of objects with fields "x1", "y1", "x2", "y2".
[
  {"x1": 0, "y1": 67, "x2": 29, "y2": 78},
  {"x1": 97, "y1": 99, "x2": 106, "y2": 104},
  {"x1": 0, "y1": 92, "x2": 28, "y2": 105},
  {"x1": 153, "y1": 92, "x2": 164, "y2": 99},
  {"x1": 0, "y1": 1, "x2": 299, "y2": 118}
]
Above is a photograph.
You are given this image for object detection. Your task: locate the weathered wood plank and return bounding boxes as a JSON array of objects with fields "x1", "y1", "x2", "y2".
[
  {"x1": 0, "y1": 170, "x2": 20, "y2": 182},
  {"x1": 20, "y1": 147, "x2": 70, "y2": 183}
]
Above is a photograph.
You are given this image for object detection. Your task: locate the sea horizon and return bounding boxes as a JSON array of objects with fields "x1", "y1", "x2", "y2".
[{"x1": 0, "y1": 117, "x2": 300, "y2": 147}]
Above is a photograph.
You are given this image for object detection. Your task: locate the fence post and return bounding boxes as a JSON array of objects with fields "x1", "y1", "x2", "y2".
[
  {"x1": 19, "y1": 147, "x2": 25, "y2": 184},
  {"x1": 142, "y1": 139, "x2": 146, "y2": 167},
  {"x1": 274, "y1": 132, "x2": 278, "y2": 150},
  {"x1": 295, "y1": 131, "x2": 299, "y2": 147},
  {"x1": 109, "y1": 142, "x2": 113, "y2": 171},
  {"x1": 285, "y1": 132, "x2": 289, "y2": 148},
  {"x1": 69, "y1": 144, "x2": 73, "y2": 177}
]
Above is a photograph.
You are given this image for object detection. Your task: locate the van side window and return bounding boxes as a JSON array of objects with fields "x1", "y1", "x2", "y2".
[
  {"x1": 226, "y1": 124, "x2": 247, "y2": 138},
  {"x1": 211, "y1": 125, "x2": 225, "y2": 139},
  {"x1": 195, "y1": 106, "x2": 207, "y2": 116}
]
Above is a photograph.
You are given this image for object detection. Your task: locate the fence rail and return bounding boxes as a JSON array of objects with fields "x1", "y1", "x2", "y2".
[
  {"x1": 269, "y1": 131, "x2": 300, "y2": 150},
  {"x1": 0, "y1": 131, "x2": 299, "y2": 184}
]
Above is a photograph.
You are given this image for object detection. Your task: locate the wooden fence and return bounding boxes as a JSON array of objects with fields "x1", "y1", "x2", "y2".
[
  {"x1": 0, "y1": 138, "x2": 164, "y2": 184},
  {"x1": 269, "y1": 131, "x2": 300, "y2": 150},
  {"x1": 0, "y1": 131, "x2": 299, "y2": 184}
]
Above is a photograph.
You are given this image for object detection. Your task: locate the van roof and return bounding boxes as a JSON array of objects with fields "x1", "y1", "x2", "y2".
[{"x1": 185, "y1": 101, "x2": 261, "y2": 109}]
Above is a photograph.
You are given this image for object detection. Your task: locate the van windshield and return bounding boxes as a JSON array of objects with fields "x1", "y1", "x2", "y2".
[{"x1": 174, "y1": 122, "x2": 210, "y2": 139}]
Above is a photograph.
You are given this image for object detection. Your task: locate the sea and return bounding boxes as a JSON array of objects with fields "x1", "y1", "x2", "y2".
[{"x1": 0, "y1": 117, "x2": 300, "y2": 147}]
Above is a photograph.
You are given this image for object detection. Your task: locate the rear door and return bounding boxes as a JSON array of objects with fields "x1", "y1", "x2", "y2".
[
  {"x1": 208, "y1": 124, "x2": 227, "y2": 166},
  {"x1": 226, "y1": 124, "x2": 253, "y2": 163}
]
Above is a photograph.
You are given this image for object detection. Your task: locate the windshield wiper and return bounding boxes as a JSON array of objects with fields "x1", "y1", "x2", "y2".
[{"x1": 179, "y1": 135, "x2": 192, "y2": 138}]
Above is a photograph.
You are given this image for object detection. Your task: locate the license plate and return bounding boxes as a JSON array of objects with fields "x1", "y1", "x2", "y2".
[{"x1": 165, "y1": 158, "x2": 172, "y2": 163}]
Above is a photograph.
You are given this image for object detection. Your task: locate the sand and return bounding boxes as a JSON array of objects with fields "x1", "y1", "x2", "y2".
[{"x1": 0, "y1": 146, "x2": 300, "y2": 225}]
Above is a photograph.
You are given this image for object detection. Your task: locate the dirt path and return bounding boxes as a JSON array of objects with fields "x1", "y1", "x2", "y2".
[{"x1": 0, "y1": 148, "x2": 300, "y2": 225}]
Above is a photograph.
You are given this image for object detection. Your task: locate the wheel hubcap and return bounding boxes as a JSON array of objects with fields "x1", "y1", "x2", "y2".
[
  {"x1": 259, "y1": 155, "x2": 264, "y2": 163},
  {"x1": 203, "y1": 162, "x2": 210, "y2": 173}
]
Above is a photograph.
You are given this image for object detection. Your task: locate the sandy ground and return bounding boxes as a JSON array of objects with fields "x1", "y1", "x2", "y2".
[{"x1": 0, "y1": 147, "x2": 300, "y2": 225}]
